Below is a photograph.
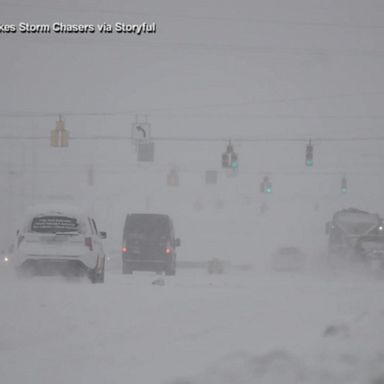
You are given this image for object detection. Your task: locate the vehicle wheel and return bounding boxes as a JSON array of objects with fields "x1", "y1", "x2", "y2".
[
  {"x1": 89, "y1": 269, "x2": 97, "y2": 283},
  {"x1": 89, "y1": 267, "x2": 104, "y2": 284},
  {"x1": 122, "y1": 260, "x2": 133, "y2": 275},
  {"x1": 89, "y1": 256, "x2": 105, "y2": 283},
  {"x1": 98, "y1": 266, "x2": 105, "y2": 283}
]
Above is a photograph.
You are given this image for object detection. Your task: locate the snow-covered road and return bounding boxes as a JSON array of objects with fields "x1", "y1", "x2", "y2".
[{"x1": 1, "y1": 267, "x2": 384, "y2": 384}]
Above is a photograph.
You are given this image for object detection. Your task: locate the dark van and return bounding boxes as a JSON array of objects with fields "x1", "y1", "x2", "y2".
[{"x1": 122, "y1": 213, "x2": 180, "y2": 275}]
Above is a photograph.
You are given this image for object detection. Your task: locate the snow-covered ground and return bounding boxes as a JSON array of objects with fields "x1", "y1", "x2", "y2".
[{"x1": 0, "y1": 266, "x2": 383, "y2": 384}]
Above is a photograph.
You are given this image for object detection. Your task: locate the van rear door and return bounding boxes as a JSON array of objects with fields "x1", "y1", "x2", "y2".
[{"x1": 124, "y1": 215, "x2": 169, "y2": 259}]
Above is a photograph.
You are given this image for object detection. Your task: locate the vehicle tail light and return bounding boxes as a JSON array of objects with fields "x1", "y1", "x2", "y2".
[
  {"x1": 165, "y1": 247, "x2": 172, "y2": 255},
  {"x1": 122, "y1": 247, "x2": 128, "y2": 253},
  {"x1": 85, "y1": 237, "x2": 93, "y2": 251}
]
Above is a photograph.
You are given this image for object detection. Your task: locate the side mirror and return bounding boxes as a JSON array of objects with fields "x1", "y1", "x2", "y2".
[
  {"x1": 99, "y1": 231, "x2": 107, "y2": 239},
  {"x1": 325, "y1": 222, "x2": 330, "y2": 235},
  {"x1": 175, "y1": 238, "x2": 181, "y2": 247}
]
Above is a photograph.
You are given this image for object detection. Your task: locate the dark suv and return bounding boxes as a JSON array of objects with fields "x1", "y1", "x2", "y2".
[{"x1": 122, "y1": 213, "x2": 180, "y2": 275}]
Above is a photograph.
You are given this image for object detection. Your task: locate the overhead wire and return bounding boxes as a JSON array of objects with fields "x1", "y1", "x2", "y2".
[
  {"x1": 1, "y1": 88, "x2": 384, "y2": 119},
  {"x1": 0, "y1": 134, "x2": 384, "y2": 143}
]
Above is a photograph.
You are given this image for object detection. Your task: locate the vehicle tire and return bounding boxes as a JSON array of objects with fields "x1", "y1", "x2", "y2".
[
  {"x1": 122, "y1": 260, "x2": 133, "y2": 275},
  {"x1": 89, "y1": 269, "x2": 97, "y2": 284},
  {"x1": 89, "y1": 267, "x2": 104, "y2": 284},
  {"x1": 98, "y1": 266, "x2": 105, "y2": 283},
  {"x1": 89, "y1": 256, "x2": 105, "y2": 283}
]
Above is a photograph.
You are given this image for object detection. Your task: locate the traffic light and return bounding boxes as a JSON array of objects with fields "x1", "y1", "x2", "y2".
[
  {"x1": 305, "y1": 140, "x2": 313, "y2": 167},
  {"x1": 230, "y1": 152, "x2": 238, "y2": 169},
  {"x1": 222, "y1": 152, "x2": 230, "y2": 168},
  {"x1": 221, "y1": 141, "x2": 239, "y2": 170},
  {"x1": 341, "y1": 176, "x2": 347, "y2": 193},
  {"x1": 226, "y1": 142, "x2": 234, "y2": 154},
  {"x1": 261, "y1": 176, "x2": 272, "y2": 194},
  {"x1": 221, "y1": 142, "x2": 239, "y2": 171},
  {"x1": 51, "y1": 115, "x2": 69, "y2": 147},
  {"x1": 167, "y1": 169, "x2": 179, "y2": 187}
]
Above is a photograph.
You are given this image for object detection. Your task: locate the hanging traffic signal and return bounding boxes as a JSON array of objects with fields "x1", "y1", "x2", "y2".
[
  {"x1": 222, "y1": 152, "x2": 230, "y2": 168},
  {"x1": 305, "y1": 140, "x2": 313, "y2": 167},
  {"x1": 167, "y1": 169, "x2": 179, "y2": 187},
  {"x1": 51, "y1": 115, "x2": 69, "y2": 147},
  {"x1": 226, "y1": 142, "x2": 234, "y2": 154},
  {"x1": 261, "y1": 176, "x2": 272, "y2": 194},
  {"x1": 341, "y1": 176, "x2": 347, "y2": 193},
  {"x1": 230, "y1": 152, "x2": 238, "y2": 169},
  {"x1": 221, "y1": 141, "x2": 238, "y2": 170}
]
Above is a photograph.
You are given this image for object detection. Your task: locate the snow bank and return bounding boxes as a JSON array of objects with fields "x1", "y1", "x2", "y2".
[{"x1": 169, "y1": 307, "x2": 384, "y2": 384}]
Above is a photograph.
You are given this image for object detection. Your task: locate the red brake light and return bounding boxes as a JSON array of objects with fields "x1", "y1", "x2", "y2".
[
  {"x1": 122, "y1": 247, "x2": 128, "y2": 253},
  {"x1": 85, "y1": 237, "x2": 93, "y2": 251},
  {"x1": 165, "y1": 247, "x2": 172, "y2": 255}
]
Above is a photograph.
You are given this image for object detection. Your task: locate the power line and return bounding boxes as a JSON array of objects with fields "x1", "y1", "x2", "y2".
[
  {"x1": 1, "y1": 135, "x2": 384, "y2": 143},
  {"x1": 1, "y1": 90, "x2": 384, "y2": 118},
  {"x1": 3, "y1": 111, "x2": 384, "y2": 121}
]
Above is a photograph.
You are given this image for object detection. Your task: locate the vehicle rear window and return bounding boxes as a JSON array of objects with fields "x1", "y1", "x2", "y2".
[
  {"x1": 125, "y1": 215, "x2": 169, "y2": 239},
  {"x1": 30, "y1": 216, "x2": 79, "y2": 233}
]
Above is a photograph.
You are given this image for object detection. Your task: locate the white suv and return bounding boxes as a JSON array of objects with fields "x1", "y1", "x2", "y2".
[{"x1": 13, "y1": 204, "x2": 107, "y2": 283}]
